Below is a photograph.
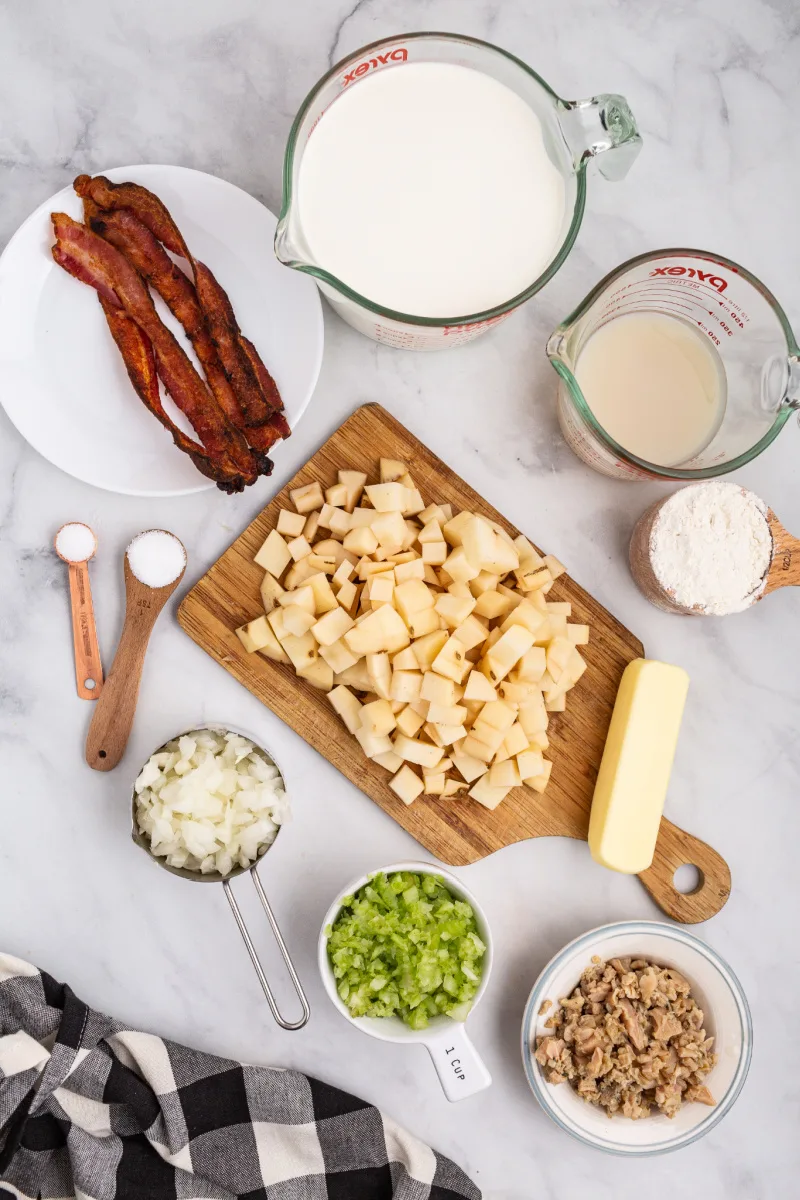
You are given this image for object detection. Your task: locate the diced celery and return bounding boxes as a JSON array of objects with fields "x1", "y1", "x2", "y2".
[{"x1": 326, "y1": 871, "x2": 485, "y2": 1029}]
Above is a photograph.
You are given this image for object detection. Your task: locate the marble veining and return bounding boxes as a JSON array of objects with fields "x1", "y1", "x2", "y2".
[{"x1": 1, "y1": 1, "x2": 799, "y2": 1197}]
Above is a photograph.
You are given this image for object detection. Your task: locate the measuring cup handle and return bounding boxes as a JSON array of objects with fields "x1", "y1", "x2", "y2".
[
  {"x1": 424, "y1": 1025, "x2": 492, "y2": 1103},
  {"x1": 223, "y1": 868, "x2": 310, "y2": 1031},
  {"x1": 559, "y1": 93, "x2": 642, "y2": 181}
]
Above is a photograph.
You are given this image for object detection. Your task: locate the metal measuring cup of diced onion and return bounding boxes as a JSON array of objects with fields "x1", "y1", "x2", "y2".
[{"x1": 131, "y1": 725, "x2": 309, "y2": 1030}]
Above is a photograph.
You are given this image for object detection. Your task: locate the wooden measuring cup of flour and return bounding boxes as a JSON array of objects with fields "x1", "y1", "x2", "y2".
[
  {"x1": 86, "y1": 531, "x2": 186, "y2": 771},
  {"x1": 54, "y1": 522, "x2": 104, "y2": 699},
  {"x1": 630, "y1": 486, "x2": 800, "y2": 615}
]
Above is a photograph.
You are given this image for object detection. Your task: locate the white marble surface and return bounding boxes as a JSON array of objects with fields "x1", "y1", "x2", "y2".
[{"x1": 1, "y1": 1, "x2": 799, "y2": 1196}]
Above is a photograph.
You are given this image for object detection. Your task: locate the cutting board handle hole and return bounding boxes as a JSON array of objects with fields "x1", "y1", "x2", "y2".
[{"x1": 673, "y1": 863, "x2": 704, "y2": 895}]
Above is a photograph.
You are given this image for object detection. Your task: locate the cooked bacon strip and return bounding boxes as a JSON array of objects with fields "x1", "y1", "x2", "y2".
[
  {"x1": 240, "y1": 335, "x2": 286, "y2": 420},
  {"x1": 193, "y1": 262, "x2": 282, "y2": 422},
  {"x1": 97, "y1": 297, "x2": 242, "y2": 489},
  {"x1": 51, "y1": 213, "x2": 265, "y2": 487},
  {"x1": 86, "y1": 207, "x2": 245, "y2": 431},
  {"x1": 74, "y1": 174, "x2": 191, "y2": 261}
]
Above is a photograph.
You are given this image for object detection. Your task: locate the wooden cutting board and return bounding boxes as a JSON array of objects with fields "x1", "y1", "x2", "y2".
[{"x1": 178, "y1": 404, "x2": 730, "y2": 924}]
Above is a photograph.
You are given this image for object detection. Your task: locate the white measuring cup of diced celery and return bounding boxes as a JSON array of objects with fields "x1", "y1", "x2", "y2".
[
  {"x1": 318, "y1": 861, "x2": 493, "y2": 1102},
  {"x1": 547, "y1": 248, "x2": 800, "y2": 480}
]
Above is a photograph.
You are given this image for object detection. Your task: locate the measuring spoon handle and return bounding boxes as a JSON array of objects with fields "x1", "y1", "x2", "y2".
[
  {"x1": 68, "y1": 562, "x2": 104, "y2": 700},
  {"x1": 85, "y1": 596, "x2": 161, "y2": 771}
]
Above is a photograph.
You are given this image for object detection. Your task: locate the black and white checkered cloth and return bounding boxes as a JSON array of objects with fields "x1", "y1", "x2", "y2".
[{"x1": 0, "y1": 955, "x2": 480, "y2": 1200}]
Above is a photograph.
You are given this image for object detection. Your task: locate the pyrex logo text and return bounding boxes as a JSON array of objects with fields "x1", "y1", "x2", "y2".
[
  {"x1": 649, "y1": 266, "x2": 727, "y2": 293},
  {"x1": 343, "y1": 47, "x2": 407, "y2": 85}
]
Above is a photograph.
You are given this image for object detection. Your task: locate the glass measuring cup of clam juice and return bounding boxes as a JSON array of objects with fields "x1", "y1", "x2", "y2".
[
  {"x1": 275, "y1": 32, "x2": 642, "y2": 350},
  {"x1": 548, "y1": 249, "x2": 800, "y2": 480}
]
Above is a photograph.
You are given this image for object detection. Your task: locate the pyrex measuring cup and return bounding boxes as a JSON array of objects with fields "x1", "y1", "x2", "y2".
[
  {"x1": 275, "y1": 32, "x2": 641, "y2": 350},
  {"x1": 548, "y1": 248, "x2": 800, "y2": 480}
]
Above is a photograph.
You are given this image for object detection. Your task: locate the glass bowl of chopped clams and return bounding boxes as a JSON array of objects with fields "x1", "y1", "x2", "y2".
[{"x1": 521, "y1": 921, "x2": 752, "y2": 1155}]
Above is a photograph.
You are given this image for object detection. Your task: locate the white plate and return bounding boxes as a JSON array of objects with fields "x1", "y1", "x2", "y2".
[{"x1": 0, "y1": 165, "x2": 323, "y2": 496}]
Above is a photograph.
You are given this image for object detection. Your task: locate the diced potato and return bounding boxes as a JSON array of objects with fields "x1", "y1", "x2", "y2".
[
  {"x1": 396, "y1": 704, "x2": 425, "y2": 737},
  {"x1": 332, "y1": 559, "x2": 355, "y2": 588},
  {"x1": 442, "y1": 546, "x2": 480, "y2": 584},
  {"x1": 433, "y1": 723, "x2": 467, "y2": 746},
  {"x1": 485, "y1": 625, "x2": 536, "y2": 682},
  {"x1": 394, "y1": 558, "x2": 426, "y2": 583},
  {"x1": 418, "y1": 519, "x2": 443, "y2": 545},
  {"x1": 367, "y1": 575, "x2": 394, "y2": 607},
  {"x1": 287, "y1": 535, "x2": 312, "y2": 562},
  {"x1": 391, "y1": 647, "x2": 419, "y2": 671},
  {"x1": 371, "y1": 510, "x2": 406, "y2": 550},
  {"x1": 393, "y1": 579, "x2": 434, "y2": 622},
  {"x1": 517, "y1": 749, "x2": 545, "y2": 781},
  {"x1": 307, "y1": 554, "x2": 336, "y2": 574},
  {"x1": 424, "y1": 772, "x2": 446, "y2": 795},
  {"x1": 460, "y1": 734, "x2": 494, "y2": 763},
  {"x1": 259, "y1": 571, "x2": 285, "y2": 614},
  {"x1": 519, "y1": 567, "x2": 551, "y2": 592},
  {"x1": 255, "y1": 621, "x2": 291, "y2": 665},
  {"x1": 337, "y1": 579, "x2": 358, "y2": 613},
  {"x1": 319, "y1": 638, "x2": 359, "y2": 674},
  {"x1": 311, "y1": 606, "x2": 355, "y2": 646},
  {"x1": 474, "y1": 591, "x2": 512, "y2": 619},
  {"x1": 452, "y1": 614, "x2": 487, "y2": 650},
  {"x1": 358, "y1": 559, "x2": 394, "y2": 581},
  {"x1": 421, "y1": 541, "x2": 448, "y2": 565},
  {"x1": 254, "y1": 529, "x2": 292, "y2": 578},
  {"x1": 328, "y1": 509, "x2": 351, "y2": 538},
  {"x1": 567, "y1": 623, "x2": 590, "y2": 646},
  {"x1": 389, "y1": 764, "x2": 424, "y2": 805},
  {"x1": 443, "y1": 778, "x2": 468, "y2": 796},
  {"x1": 338, "y1": 470, "x2": 367, "y2": 512},
  {"x1": 304, "y1": 573, "x2": 337, "y2": 615},
  {"x1": 519, "y1": 700, "x2": 548, "y2": 738},
  {"x1": 427, "y1": 703, "x2": 468, "y2": 726},
  {"x1": 546, "y1": 636, "x2": 574, "y2": 681},
  {"x1": 336, "y1": 660, "x2": 373, "y2": 691},
  {"x1": 424, "y1": 722, "x2": 445, "y2": 748},
  {"x1": 412, "y1": 630, "x2": 449, "y2": 671},
  {"x1": 278, "y1": 585, "x2": 315, "y2": 614},
  {"x1": 326, "y1": 482, "x2": 348, "y2": 507},
  {"x1": 365, "y1": 482, "x2": 407, "y2": 512},
  {"x1": 468, "y1": 774, "x2": 511, "y2": 810},
  {"x1": 403, "y1": 488, "x2": 425, "y2": 517},
  {"x1": 469, "y1": 570, "x2": 502, "y2": 598},
  {"x1": 435, "y1": 593, "x2": 476, "y2": 627},
  {"x1": 420, "y1": 672, "x2": 455, "y2": 706},
  {"x1": 500, "y1": 681, "x2": 538, "y2": 704},
  {"x1": 542, "y1": 554, "x2": 566, "y2": 579},
  {"x1": 431, "y1": 634, "x2": 468, "y2": 683},
  {"x1": 500, "y1": 601, "x2": 545, "y2": 638},
  {"x1": 463, "y1": 670, "x2": 497, "y2": 702},
  {"x1": 282, "y1": 605, "x2": 316, "y2": 637},
  {"x1": 282, "y1": 631, "x2": 319, "y2": 671},
  {"x1": 317, "y1": 503, "x2": 335, "y2": 530},
  {"x1": 304, "y1": 512, "x2": 321, "y2": 543},
  {"x1": 406, "y1": 608, "x2": 441, "y2": 638},
  {"x1": 391, "y1": 670, "x2": 423, "y2": 704},
  {"x1": 514, "y1": 534, "x2": 543, "y2": 568},
  {"x1": 284, "y1": 560, "x2": 321, "y2": 590},
  {"x1": 344, "y1": 603, "x2": 410, "y2": 656},
  {"x1": 373, "y1": 749, "x2": 404, "y2": 773},
  {"x1": 443, "y1": 510, "x2": 472, "y2": 546},
  {"x1": 422, "y1": 565, "x2": 440, "y2": 587},
  {"x1": 297, "y1": 657, "x2": 334, "y2": 691},
  {"x1": 461, "y1": 515, "x2": 498, "y2": 571},
  {"x1": 516, "y1": 647, "x2": 547, "y2": 682},
  {"x1": 527, "y1": 760, "x2": 553, "y2": 792},
  {"x1": 489, "y1": 759, "x2": 521, "y2": 789},
  {"x1": 277, "y1": 509, "x2": 307, "y2": 537},
  {"x1": 360, "y1": 699, "x2": 397, "y2": 737},
  {"x1": 350, "y1": 508, "x2": 377, "y2": 529},
  {"x1": 313, "y1": 539, "x2": 358, "y2": 569},
  {"x1": 290, "y1": 481, "x2": 324, "y2": 514},
  {"x1": 423, "y1": 756, "x2": 452, "y2": 775},
  {"x1": 355, "y1": 726, "x2": 393, "y2": 759},
  {"x1": 343, "y1": 527, "x2": 379, "y2": 556},
  {"x1": 503, "y1": 723, "x2": 529, "y2": 757},
  {"x1": 545, "y1": 692, "x2": 566, "y2": 712},
  {"x1": 267, "y1": 607, "x2": 288, "y2": 642},
  {"x1": 380, "y1": 457, "x2": 407, "y2": 483},
  {"x1": 366, "y1": 652, "x2": 392, "y2": 700},
  {"x1": 235, "y1": 615, "x2": 274, "y2": 654},
  {"x1": 447, "y1": 581, "x2": 472, "y2": 599},
  {"x1": 393, "y1": 736, "x2": 443, "y2": 769},
  {"x1": 451, "y1": 751, "x2": 490, "y2": 783}
]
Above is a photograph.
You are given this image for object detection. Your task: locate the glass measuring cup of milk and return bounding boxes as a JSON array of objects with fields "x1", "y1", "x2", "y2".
[
  {"x1": 275, "y1": 33, "x2": 642, "y2": 350},
  {"x1": 548, "y1": 249, "x2": 800, "y2": 480}
]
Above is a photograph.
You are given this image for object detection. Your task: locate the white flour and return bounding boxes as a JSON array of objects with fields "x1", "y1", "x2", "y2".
[{"x1": 650, "y1": 481, "x2": 771, "y2": 614}]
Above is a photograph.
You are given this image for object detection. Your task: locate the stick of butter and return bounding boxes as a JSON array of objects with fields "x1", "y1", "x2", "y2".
[{"x1": 588, "y1": 658, "x2": 689, "y2": 874}]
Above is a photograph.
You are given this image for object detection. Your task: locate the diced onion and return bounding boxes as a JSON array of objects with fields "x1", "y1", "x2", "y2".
[
  {"x1": 134, "y1": 728, "x2": 289, "y2": 875},
  {"x1": 326, "y1": 871, "x2": 485, "y2": 1030}
]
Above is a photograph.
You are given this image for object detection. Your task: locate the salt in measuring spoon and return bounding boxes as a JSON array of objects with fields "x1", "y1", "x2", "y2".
[
  {"x1": 54, "y1": 522, "x2": 104, "y2": 700},
  {"x1": 86, "y1": 530, "x2": 186, "y2": 771}
]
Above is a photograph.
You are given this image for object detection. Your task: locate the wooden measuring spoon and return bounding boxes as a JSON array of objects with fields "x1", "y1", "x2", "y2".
[
  {"x1": 54, "y1": 522, "x2": 104, "y2": 700},
  {"x1": 630, "y1": 492, "x2": 800, "y2": 614},
  {"x1": 86, "y1": 531, "x2": 186, "y2": 771}
]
